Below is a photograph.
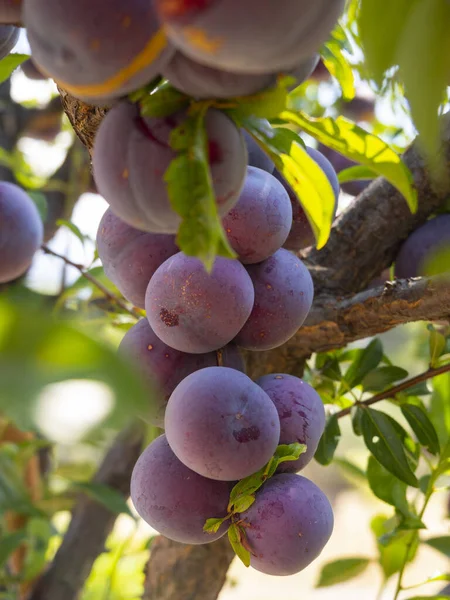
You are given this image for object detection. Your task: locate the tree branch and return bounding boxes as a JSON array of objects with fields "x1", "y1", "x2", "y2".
[
  {"x1": 335, "y1": 362, "x2": 450, "y2": 419},
  {"x1": 286, "y1": 275, "x2": 450, "y2": 360},
  {"x1": 142, "y1": 536, "x2": 235, "y2": 600},
  {"x1": 29, "y1": 422, "x2": 145, "y2": 600},
  {"x1": 41, "y1": 245, "x2": 142, "y2": 319}
]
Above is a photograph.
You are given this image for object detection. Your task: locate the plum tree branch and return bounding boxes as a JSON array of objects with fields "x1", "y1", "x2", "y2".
[
  {"x1": 335, "y1": 362, "x2": 450, "y2": 419},
  {"x1": 289, "y1": 275, "x2": 450, "y2": 360},
  {"x1": 41, "y1": 244, "x2": 142, "y2": 319},
  {"x1": 28, "y1": 422, "x2": 145, "y2": 600}
]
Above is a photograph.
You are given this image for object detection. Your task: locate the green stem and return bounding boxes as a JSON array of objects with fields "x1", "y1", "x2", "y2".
[{"x1": 392, "y1": 480, "x2": 435, "y2": 600}]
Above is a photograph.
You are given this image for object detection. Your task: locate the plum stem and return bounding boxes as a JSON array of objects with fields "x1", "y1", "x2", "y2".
[{"x1": 335, "y1": 362, "x2": 450, "y2": 419}]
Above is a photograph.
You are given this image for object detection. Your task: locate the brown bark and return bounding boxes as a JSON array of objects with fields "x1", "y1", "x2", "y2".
[
  {"x1": 143, "y1": 536, "x2": 235, "y2": 600},
  {"x1": 282, "y1": 275, "x2": 450, "y2": 360},
  {"x1": 28, "y1": 422, "x2": 144, "y2": 600}
]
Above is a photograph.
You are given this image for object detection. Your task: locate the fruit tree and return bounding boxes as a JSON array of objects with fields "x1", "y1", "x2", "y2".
[{"x1": 0, "y1": 1, "x2": 450, "y2": 599}]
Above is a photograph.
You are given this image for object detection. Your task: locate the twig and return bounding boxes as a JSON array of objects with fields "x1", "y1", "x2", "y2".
[
  {"x1": 336, "y1": 363, "x2": 450, "y2": 419},
  {"x1": 41, "y1": 244, "x2": 141, "y2": 319}
]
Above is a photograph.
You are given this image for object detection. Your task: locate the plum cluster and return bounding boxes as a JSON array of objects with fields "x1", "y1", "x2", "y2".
[
  {"x1": 95, "y1": 131, "x2": 339, "y2": 574},
  {"x1": 11, "y1": 0, "x2": 348, "y2": 577}
]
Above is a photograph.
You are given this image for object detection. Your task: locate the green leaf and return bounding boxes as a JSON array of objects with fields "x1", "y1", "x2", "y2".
[
  {"x1": 281, "y1": 111, "x2": 418, "y2": 213},
  {"x1": 226, "y1": 80, "x2": 289, "y2": 120},
  {"x1": 72, "y1": 482, "x2": 134, "y2": 518},
  {"x1": 56, "y1": 219, "x2": 87, "y2": 246},
  {"x1": 228, "y1": 524, "x2": 250, "y2": 568},
  {"x1": 367, "y1": 456, "x2": 409, "y2": 515},
  {"x1": 358, "y1": 0, "x2": 417, "y2": 84},
  {"x1": 322, "y1": 40, "x2": 355, "y2": 101},
  {"x1": 425, "y1": 536, "x2": 450, "y2": 558},
  {"x1": 138, "y1": 79, "x2": 190, "y2": 118},
  {"x1": 362, "y1": 366, "x2": 408, "y2": 392},
  {"x1": 338, "y1": 165, "x2": 377, "y2": 184},
  {"x1": 232, "y1": 495, "x2": 255, "y2": 514},
  {"x1": 407, "y1": 596, "x2": 450, "y2": 600},
  {"x1": 371, "y1": 514, "x2": 419, "y2": 578},
  {"x1": 396, "y1": 0, "x2": 450, "y2": 163},
  {"x1": 351, "y1": 405, "x2": 364, "y2": 436},
  {"x1": 28, "y1": 191, "x2": 48, "y2": 222},
  {"x1": 428, "y1": 325, "x2": 447, "y2": 367},
  {"x1": 342, "y1": 338, "x2": 383, "y2": 392},
  {"x1": 240, "y1": 116, "x2": 335, "y2": 249},
  {"x1": 430, "y1": 373, "x2": 450, "y2": 447},
  {"x1": 227, "y1": 443, "x2": 305, "y2": 512},
  {"x1": 203, "y1": 517, "x2": 229, "y2": 534},
  {"x1": 401, "y1": 404, "x2": 441, "y2": 455},
  {"x1": 361, "y1": 408, "x2": 419, "y2": 487},
  {"x1": 316, "y1": 557, "x2": 371, "y2": 587},
  {"x1": 315, "y1": 415, "x2": 341, "y2": 466},
  {"x1": 0, "y1": 531, "x2": 27, "y2": 569},
  {"x1": 165, "y1": 106, "x2": 235, "y2": 269},
  {"x1": 0, "y1": 53, "x2": 29, "y2": 85}
]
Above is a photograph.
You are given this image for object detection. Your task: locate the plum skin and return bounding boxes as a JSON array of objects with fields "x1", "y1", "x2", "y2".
[
  {"x1": 256, "y1": 373, "x2": 325, "y2": 472},
  {"x1": 241, "y1": 473, "x2": 334, "y2": 575},
  {"x1": 119, "y1": 319, "x2": 245, "y2": 427},
  {"x1": 222, "y1": 166, "x2": 293, "y2": 264},
  {"x1": 93, "y1": 102, "x2": 247, "y2": 233},
  {"x1": 395, "y1": 214, "x2": 450, "y2": 279},
  {"x1": 165, "y1": 367, "x2": 281, "y2": 481},
  {"x1": 130, "y1": 434, "x2": 230, "y2": 545},
  {"x1": 145, "y1": 253, "x2": 255, "y2": 354},
  {"x1": 235, "y1": 249, "x2": 314, "y2": 351},
  {"x1": 0, "y1": 182, "x2": 43, "y2": 284},
  {"x1": 96, "y1": 208, "x2": 178, "y2": 308}
]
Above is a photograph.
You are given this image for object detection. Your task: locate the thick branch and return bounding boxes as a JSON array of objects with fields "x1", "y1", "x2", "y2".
[
  {"x1": 29, "y1": 423, "x2": 144, "y2": 600},
  {"x1": 143, "y1": 536, "x2": 234, "y2": 600},
  {"x1": 287, "y1": 275, "x2": 450, "y2": 360}
]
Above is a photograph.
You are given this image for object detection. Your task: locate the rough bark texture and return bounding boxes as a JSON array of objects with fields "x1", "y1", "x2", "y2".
[
  {"x1": 37, "y1": 93, "x2": 450, "y2": 600},
  {"x1": 275, "y1": 275, "x2": 450, "y2": 360},
  {"x1": 28, "y1": 423, "x2": 144, "y2": 600},
  {"x1": 143, "y1": 536, "x2": 235, "y2": 600}
]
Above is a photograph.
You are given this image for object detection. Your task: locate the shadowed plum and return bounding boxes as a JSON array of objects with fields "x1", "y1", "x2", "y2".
[
  {"x1": 0, "y1": 182, "x2": 43, "y2": 283},
  {"x1": 235, "y1": 249, "x2": 313, "y2": 351},
  {"x1": 165, "y1": 367, "x2": 280, "y2": 480},
  {"x1": 0, "y1": 24, "x2": 18, "y2": 59},
  {"x1": 131, "y1": 435, "x2": 230, "y2": 544},
  {"x1": 241, "y1": 473, "x2": 334, "y2": 575},
  {"x1": 256, "y1": 374, "x2": 325, "y2": 472},
  {"x1": 156, "y1": 0, "x2": 345, "y2": 75},
  {"x1": 119, "y1": 319, "x2": 245, "y2": 426},
  {"x1": 395, "y1": 214, "x2": 450, "y2": 278},
  {"x1": 23, "y1": 0, "x2": 174, "y2": 103},
  {"x1": 0, "y1": 0, "x2": 21, "y2": 23},
  {"x1": 243, "y1": 126, "x2": 274, "y2": 174},
  {"x1": 274, "y1": 146, "x2": 340, "y2": 251},
  {"x1": 163, "y1": 51, "x2": 319, "y2": 99},
  {"x1": 145, "y1": 253, "x2": 255, "y2": 353},
  {"x1": 93, "y1": 102, "x2": 247, "y2": 233},
  {"x1": 222, "y1": 166, "x2": 292, "y2": 264},
  {"x1": 96, "y1": 208, "x2": 178, "y2": 308},
  {"x1": 318, "y1": 144, "x2": 372, "y2": 197}
]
